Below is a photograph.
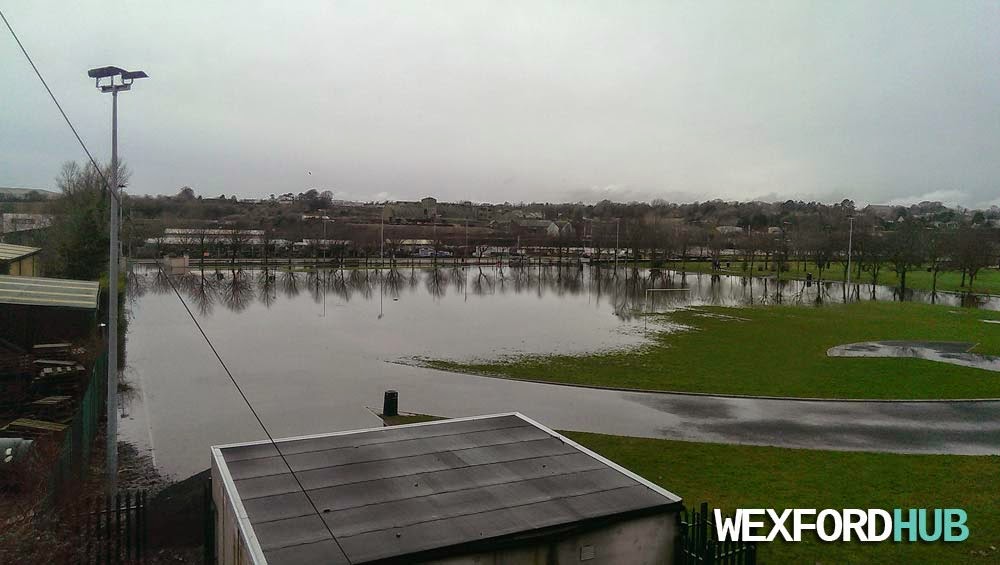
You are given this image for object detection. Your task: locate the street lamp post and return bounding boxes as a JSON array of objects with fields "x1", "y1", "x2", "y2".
[
  {"x1": 88, "y1": 65, "x2": 147, "y2": 494},
  {"x1": 846, "y1": 216, "x2": 855, "y2": 298}
]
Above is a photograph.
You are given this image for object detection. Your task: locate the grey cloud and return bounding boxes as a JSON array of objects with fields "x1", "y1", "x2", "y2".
[{"x1": 2, "y1": 1, "x2": 998, "y2": 207}]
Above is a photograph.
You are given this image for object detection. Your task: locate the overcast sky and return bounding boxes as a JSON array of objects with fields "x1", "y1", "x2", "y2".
[{"x1": 2, "y1": 1, "x2": 999, "y2": 207}]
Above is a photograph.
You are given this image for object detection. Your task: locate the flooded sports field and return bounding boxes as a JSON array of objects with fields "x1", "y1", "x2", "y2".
[{"x1": 120, "y1": 264, "x2": 1000, "y2": 478}]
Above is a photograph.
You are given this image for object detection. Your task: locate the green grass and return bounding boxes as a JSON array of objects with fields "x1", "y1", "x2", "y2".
[
  {"x1": 567, "y1": 432, "x2": 1000, "y2": 564},
  {"x1": 673, "y1": 260, "x2": 1000, "y2": 295},
  {"x1": 424, "y1": 302, "x2": 1000, "y2": 399}
]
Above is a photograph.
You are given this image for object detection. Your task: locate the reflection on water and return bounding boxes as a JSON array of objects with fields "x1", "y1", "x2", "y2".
[
  {"x1": 120, "y1": 262, "x2": 999, "y2": 479},
  {"x1": 127, "y1": 263, "x2": 1000, "y2": 315}
]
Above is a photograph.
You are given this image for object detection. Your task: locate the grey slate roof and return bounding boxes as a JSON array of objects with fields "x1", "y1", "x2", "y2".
[
  {"x1": 213, "y1": 413, "x2": 681, "y2": 565},
  {"x1": 0, "y1": 275, "x2": 100, "y2": 309}
]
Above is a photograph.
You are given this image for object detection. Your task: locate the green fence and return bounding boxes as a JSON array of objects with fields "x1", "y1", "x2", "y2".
[
  {"x1": 677, "y1": 502, "x2": 758, "y2": 565},
  {"x1": 75, "y1": 489, "x2": 148, "y2": 564},
  {"x1": 48, "y1": 353, "x2": 107, "y2": 504}
]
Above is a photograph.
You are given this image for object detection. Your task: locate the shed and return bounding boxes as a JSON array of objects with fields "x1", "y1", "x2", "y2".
[
  {"x1": 0, "y1": 275, "x2": 101, "y2": 348},
  {"x1": 212, "y1": 413, "x2": 683, "y2": 565},
  {"x1": 0, "y1": 243, "x2": 41, "y2": 277}
]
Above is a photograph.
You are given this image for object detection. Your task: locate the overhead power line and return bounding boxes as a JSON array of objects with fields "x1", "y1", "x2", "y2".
[
  {"x1": 2, "y1": 8, "x2": 347, "y2": 559},
  {"x1": 0, "y1": 8, "x2": 120, "y2": 205},
  {"x1": 154, "y1": 263, "x2": 347, "y2": 558}
]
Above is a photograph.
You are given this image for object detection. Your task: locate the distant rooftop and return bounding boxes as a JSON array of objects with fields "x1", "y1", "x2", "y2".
[
  {"x1": 212, "y1": 413, "x2": 681, "y2": 564},
  {"x1": 0, "y1": 275, "x2": 100, "y2": 309},
  {"x1": 0, "y1": 243, "x2": 41, "y2": 262}
]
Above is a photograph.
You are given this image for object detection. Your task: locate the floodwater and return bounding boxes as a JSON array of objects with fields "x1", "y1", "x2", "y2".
[
  {"x1": 120, "y1": 264, "x2": 1000, "y2": 479},
  {"x1": 828, "y1": 341, "x2": 1000, "y2": 372}
]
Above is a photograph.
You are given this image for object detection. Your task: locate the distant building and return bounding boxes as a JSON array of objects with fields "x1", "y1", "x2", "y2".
[
  {"x1": 383, "y1": 196, "x2": 439, "y2": 223},
  {"x1": 1, "y1": 213, "x2": 53, "y2": 236},
  {"x1": 0, "y1": 274, "x2": 100, "y2": 348},
  {"x1": 553, "y1": 220, "x2": 576, "y2": 238},
  {"x1": 714, "y1": 225, "x2": 744, "y2": 235},
  {"x1": 150, "y1": 228, "x2": 276, "y2": 247},
  {"x1": 511, "y1": 219, "x2": 560, "y2": 238},
  {"x1": 294, "y1": 239, "x2": 350, "y2": 249},
  {"x1": 0, "y1": 244, "x2": 41, "y2": 277}
]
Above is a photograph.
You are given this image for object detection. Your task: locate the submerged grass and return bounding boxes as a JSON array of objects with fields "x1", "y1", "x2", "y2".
[
  {"x1": 424, "y1": 302, "x2": 1000, "y2": 399},
  {"x1": 568, "y1": 431, "x2": 1000, "y2": 565},
  {"x1": 673, "y1": 260, "x2": 1000, "y2": 295}
]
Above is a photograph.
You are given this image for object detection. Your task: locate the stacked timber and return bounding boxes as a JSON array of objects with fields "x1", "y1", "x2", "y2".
[
  {"x1": 0, "y1": 340, "x2": 32, "y2": 413},
  {"x1": 33, "y1": 361, "x2": 86, "y2": 396}
]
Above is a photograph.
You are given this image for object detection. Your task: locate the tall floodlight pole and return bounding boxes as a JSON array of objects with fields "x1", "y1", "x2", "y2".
[
  {"x1": 846, "y1": 216, "x2": 855, "y2": 297},
  {"x1": 88, "y1": 66, "x2": 147, "y2": 494}
]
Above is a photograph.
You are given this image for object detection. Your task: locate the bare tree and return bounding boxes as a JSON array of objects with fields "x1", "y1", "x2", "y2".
[
  {"x1": 885, "y1": 221, "x2": 926, "y2": 297},
  {"x1": 953, "y1": 225, "x2": 995, "y2": 290}
]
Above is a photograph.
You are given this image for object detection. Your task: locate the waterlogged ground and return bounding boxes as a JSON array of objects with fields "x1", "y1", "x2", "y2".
[
  {"x1": 121, "y1": 265, "x2": 1000, "y2": 479},
  {"x1": 425, "y1": 302, "x2": 1000, "y2": 399},
  {"x1": 123, "y1": 265, "x2": 654, "y2": 478}
]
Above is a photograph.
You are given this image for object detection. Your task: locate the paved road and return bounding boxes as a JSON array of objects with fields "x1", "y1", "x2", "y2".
[
  {"x1": 391, "y1": 369, "x2": 1000, "y2": 457},
  {"x1": 125, "y1": 357, "x2": 1000, "y2": 480}
]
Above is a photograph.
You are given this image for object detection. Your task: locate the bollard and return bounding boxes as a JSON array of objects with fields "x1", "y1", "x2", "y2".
[{"x1": 383, "y1": 390, "x2": 399, "y2": 417}]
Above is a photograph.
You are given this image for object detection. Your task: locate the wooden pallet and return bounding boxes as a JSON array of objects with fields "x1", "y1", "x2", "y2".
[
  {"x1": 0, "y1": 339, "x2": 31, "y2": 376},
  {"x1": 33, "y1": 365, "x2": 85, "y2": 395},
  {"x1": 1, "y1": 417, "x2": 67, "y2": 439},
  {"x1": 31, "y1": 343, "x2": 75, "y2": 361},
  {"x1": 28, "y1": 395, "x2": 74, "y2": 421}
]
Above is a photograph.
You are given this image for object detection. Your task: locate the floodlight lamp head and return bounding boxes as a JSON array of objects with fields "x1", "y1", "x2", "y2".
[
  {"x1": 87, "y1": 66, "x2": 148, "y2": 89},
  {"x1": 87, "y1": 66, "x2": 126, "y2": 79},
  {"x1": 121, "y1": 70, "x2": 148, "y2": 85}
]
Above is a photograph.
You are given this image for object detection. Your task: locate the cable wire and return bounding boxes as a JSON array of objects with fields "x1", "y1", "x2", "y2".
[
  {"x1": 1, "y1": 8, "x2": 121, "y2": 205},
  {"x1": 155, "y1": 263, "x2": 348, "y2": 559},
  {"x1": 2, "y1": 8, "x2": 348, "y2": 560}
]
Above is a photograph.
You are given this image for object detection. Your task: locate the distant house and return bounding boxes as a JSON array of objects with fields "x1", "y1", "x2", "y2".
[
  {"x1": 554, "y1": 220, "x2": 576, "y2": 238},
  {"x1": 0, "y1": 244, "x2": 41, "y2": 277},
  {"x1": 1, "y1": 213, "x2": 53, "y2": 235},
  {"x1": 509, "y1": 219, "x2": 575, "y2": 239},
  {"x1": 383, "y1": 197, "x2": 439, "y2": 223}
]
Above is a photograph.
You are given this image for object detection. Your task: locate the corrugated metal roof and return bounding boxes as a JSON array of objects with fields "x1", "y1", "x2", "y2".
[
  {"x1": 0, "y1": 243, "x2": 41, "y2": 262},
  {"x1": 0, "y1": 275, "x2": 100, "y2": 309},
  {"x1": 213, "y1": 413, "x2": 681, "y2": 565}
]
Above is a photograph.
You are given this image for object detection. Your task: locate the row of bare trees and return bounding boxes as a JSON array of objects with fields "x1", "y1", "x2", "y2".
[{"x1": 558, "y1": 215, "x2": 998, "y2": 294}]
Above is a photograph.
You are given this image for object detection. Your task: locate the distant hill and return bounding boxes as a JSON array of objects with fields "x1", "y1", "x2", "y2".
[{"x1": 0, "y1": 187, "x2": 59, "y2": 200}]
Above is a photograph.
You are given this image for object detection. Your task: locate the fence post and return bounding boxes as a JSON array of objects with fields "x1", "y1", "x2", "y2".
[
  {"x1": 142, "y1": 491, "x2": 149, "y2": 562},
  {"x1": 699, "y1": 502, "x2": 709, "y2": 560},
  {"x1": 91, "y1": 495, "x2": 99, "y2": 565},
  {"x1": 125, "y1": 491, "x2": 132, "y2": 561},
  {"x1": 136, "y1": 490, "x2": 143, "y2": 563}
]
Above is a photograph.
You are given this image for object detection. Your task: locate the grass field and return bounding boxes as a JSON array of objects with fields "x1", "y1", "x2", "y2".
[
  {"x1": 568, "y1": 432, "x2": 1000, "y2": 564},
  {"x1": 424, "y1": 302, "x2": 1000, "y2": 399},
  {"x1": 672, "y1": 260, "x2": 1000, "y2": 295}
]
